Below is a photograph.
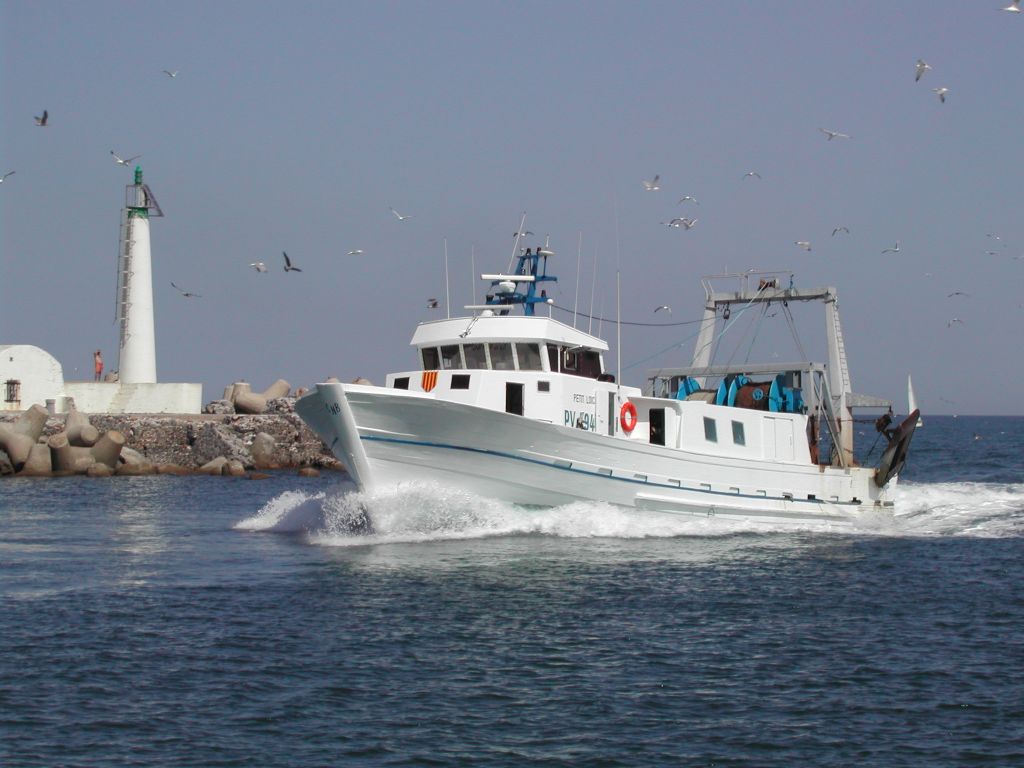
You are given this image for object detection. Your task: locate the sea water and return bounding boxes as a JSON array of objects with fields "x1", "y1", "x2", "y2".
[{"x1": 1, "y1": 415, "x2": 1022, "y2": 766}]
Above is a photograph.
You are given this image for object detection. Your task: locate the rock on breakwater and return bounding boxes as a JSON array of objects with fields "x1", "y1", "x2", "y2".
[{"x1": 0, "y1": 400, "x2": 344, "y2": 477}]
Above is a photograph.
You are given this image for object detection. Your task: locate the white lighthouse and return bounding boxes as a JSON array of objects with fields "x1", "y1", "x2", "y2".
[{"x1": 116, "y1": 166, "x2": 163, "y2": 383}]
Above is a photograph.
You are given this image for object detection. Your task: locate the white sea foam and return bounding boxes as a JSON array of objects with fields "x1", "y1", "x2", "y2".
[{"x1": 235, "y1": 481, "x2": 1024, "y2": 545}]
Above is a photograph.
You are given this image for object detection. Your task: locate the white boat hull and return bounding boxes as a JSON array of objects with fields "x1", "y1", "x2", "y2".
[{"x1": 297, "y1": 383, "x2": 895, "y2": 528}]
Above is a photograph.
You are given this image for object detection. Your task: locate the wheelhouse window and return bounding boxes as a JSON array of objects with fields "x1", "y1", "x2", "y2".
[
  {"x1": 704, "y1": 417, "x2": 718, "y2": 443},
  {"x1": 440, "y1": 345, "x2": 462, "y2": 370},
  {"x1": 463, "y1": 343, "x2": 487, "y2": 369},
  {"x1": 421, "y1": 347, "x2": 440, "y2": 370},
  {"x1": 732, "y1": 420, "x2": 746, "y2": 446},
  {"x1": 547, "y1": 345, "x2": 603, "y2": 379},
  {"x1": 490, "y1": 343, "x2": 515, "y2": 370},
  {"x1": 516, "y1": 343, "x2": 542, "y2": 371}
]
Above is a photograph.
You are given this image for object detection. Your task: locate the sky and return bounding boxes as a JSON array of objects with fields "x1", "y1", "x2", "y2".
[{"x1": 2, "y1": 1, "x2": 1022, "y2": 415}]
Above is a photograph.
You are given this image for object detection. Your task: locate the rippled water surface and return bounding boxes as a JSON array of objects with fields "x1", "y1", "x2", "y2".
[{"x1": 2, "y1": 416, "x2": 1022, "y2": 766}]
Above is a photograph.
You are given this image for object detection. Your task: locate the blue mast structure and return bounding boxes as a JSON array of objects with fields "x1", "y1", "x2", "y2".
[{"x1": 485, "y1": 247, "x2": 557, "y2": 316}]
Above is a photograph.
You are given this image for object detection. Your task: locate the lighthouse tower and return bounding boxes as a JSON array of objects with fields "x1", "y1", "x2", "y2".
[{"x1": 115, "y1": 166, "x2": 163, "y2": 384}]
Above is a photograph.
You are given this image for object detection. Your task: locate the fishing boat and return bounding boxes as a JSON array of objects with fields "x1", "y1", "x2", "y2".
[
  {"x1": 908, "y1": 374, "x2": 923, "y2": 427},
  {"x1": 296, "y1": 245, "x2": 918, "y2": 526}
]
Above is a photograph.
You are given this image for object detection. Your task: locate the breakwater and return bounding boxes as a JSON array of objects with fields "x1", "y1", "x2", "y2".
[{"x1": 0, "y1": 400, "x2": 344, "y2": 478}]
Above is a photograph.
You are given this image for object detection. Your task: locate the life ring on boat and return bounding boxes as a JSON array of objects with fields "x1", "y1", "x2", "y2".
[{"x1": 619, "y1": 401, "x2": 638, "y2": 434}]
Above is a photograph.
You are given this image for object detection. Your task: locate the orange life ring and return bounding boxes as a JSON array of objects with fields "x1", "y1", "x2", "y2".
[{"x1": 619, "y1": 401, "x2": 638, "y2": 434}]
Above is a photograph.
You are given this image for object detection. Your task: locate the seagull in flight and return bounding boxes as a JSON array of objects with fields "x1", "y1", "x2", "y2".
[
  {"x1": 389, "y1": 207, "x2": 412, "y2": 221},
  {"x1": 947, "y1": 317, "x2": 964, "y2": 327},
  {"x1": 111, "y1": 151, "x2": 141, "y2": 166},
  {"x1": 249, "y1": 261, "x2": 268, "y2": 273},
  {"x1": 427, "y1": 298, "x2": 439, "y2": 309},
  {"x1": 677, "y1": 196, "x2": 700, "y2": 206},
  {"x1": 795, "y1": 241, "x2": 812, "y2": 251},
  {"x1": 915, "y1": 59, "x2": 932, "y2": 82},
  {"x1": 347, "y1": 249, "x2": 364, "y2": 256},
  {"x1": 654, "y1": 305, "x2": 672, "y2": 315},
  {"x1": 819, "y1": 128, "x2": 851, "y2": 140},
  {"x1": 947, "y1": 291, "x2": 970, "y2": 297},
  {"x1": 742, "y1": 171, "x2": 762, "y2": 180},
  {"x1": 680, "y1": 217, "x2": 698, "y2": 230},
  {"x1": 34, "y1": 110, "x2": 48, "y2": 127},
  {"x1": 642, "y1": 174, "x2": 661, "y2": 191},
  {"x1": 162, "y1": 69, "x2": 179, "y2": 78},
  {"x1": 832, "y1": 226, "x2": 850, "y2": 237},
  {"x1": 0, "y1": 171, "x2": 14, "y2": 183},
  {"x1": 1002, "y1": 0, "x2": 1021, "y2": 12},
  {"x1": 882, "y1": 241, "x2": 901, "y2": 254},
  {"x1": 171, "y1": 282, "x2": 201, "y2": 298},
  {"x1": 933, "y1": 87, "x2": 949, "y2": 103},
  {"x1": 661, "y1": 218, "x2": 684, "y2": 228},
  {"x1": 513, "y1": 230, "x2": 535, "y2": 238},
  {"x1": 282, "y1": 251, "x2": 302, "y2": 272}
]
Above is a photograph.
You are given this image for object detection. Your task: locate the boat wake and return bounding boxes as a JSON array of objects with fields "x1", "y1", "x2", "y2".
[{"x1": 235, "y1": 480, "x2": 1024, "y2": 544}]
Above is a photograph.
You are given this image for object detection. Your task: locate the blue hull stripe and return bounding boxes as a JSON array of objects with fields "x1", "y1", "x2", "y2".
[{"x1": 361, "y1": 435, "x2": 863, "y2": 508}]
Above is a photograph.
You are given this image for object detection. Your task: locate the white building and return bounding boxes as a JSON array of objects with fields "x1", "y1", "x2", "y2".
[{"x1": 0, "y1": 344, "x2": 202, "y2": 414}]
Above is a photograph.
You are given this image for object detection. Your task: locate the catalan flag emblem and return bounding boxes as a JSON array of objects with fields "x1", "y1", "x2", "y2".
[{"x1": 421, "y1": 371, "x2": 438, "y2": 392}]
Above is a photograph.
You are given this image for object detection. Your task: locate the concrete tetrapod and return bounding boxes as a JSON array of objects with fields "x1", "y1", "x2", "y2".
[
  {"x1": 233, "y1": 379, "x2": 291, "y2": 415},
  {"x1": 0, "y1": 404, "x2": 50, "y2": 471},
  {"x1": 49, "y1": 430, "x2": 125, "y2": 473},
  {"x1": 65, "y1": 408, "x2": 100, "y2": 447}
]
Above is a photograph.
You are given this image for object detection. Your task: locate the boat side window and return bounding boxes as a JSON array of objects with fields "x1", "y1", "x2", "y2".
[
  {"x1": 421, "y1": 347, "x2": 440, "y2": 370},
  {"x1": 732, "y1": 420, "x2": 745, "y2": 446},
  {"x1": 704, "y1": 417, "x2": 718, "y2": 443},
  {"x1": 440, "y1": 345, "x2": 463, "y2": 370},
  {"x1": 490, "y1": 343, "x2": 515, "y2": 370},
  {"x1": 463, "y1": 343, "x2": 487, "y2": 369},
  {"x1": 516, "y1": 343, "x2": 542, "y2": 371},
  {"x1": 393, "y1": 376, "x2": 410, "y2": 390},
  {"x1": 562, "y1": 348, "x2": 579, "y2": 373},
  {"x1": 579, "y1": 350, "x2": 602, "y2": 379},
  {"x1": 537, "y1": 381, "x2": 550, "y2": 392},
  {"x1": 546, "y1": 345, "x2": 560, "y2": 372},
  {"x1": 451, "y1": 374, "x2": 471, "y2": 390}
]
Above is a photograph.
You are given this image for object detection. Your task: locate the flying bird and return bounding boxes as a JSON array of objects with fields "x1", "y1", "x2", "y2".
[
  {"x1": 171, "y1": 282, "x2": 201, "y2": 298},
  {"x1": 677, "y1": 196, "x2": 700, "y2": 205},
  {"x1": 111, "y1": 151, "x2": 141, "y2": 166},
  {"x1": 661, "y1": 218, "x2": 684, "y2": 228},
  {"x1": 34, "y1": 110, "x2": 48, "y2": 127},
  {"x1": 282, "y1": 251, "x2": 302, "y2": 272},
  {"x1": 427, "y1": 298, "x2": 439, "y2": 309},
  {"x1": 642, "y1": 174, "x2": 661, "y2": 191},
  {"x1": 162, "y1": 69, "x2": 178, "y2": 78},
  {"x1": 249, "y1": 262, "x2": 268, "y2": 273},
  {"x1": 933, "y1": 87, "x2": 949, "y2": 103},
  {"x1": 680, "y1": 217, "x2": 698, "y2": 230},
  {"x1": 347, "y1": 249, "x2": 364, "y2": 256},
  {"x1": 947, "y1": 291, "x2": 970, "y2": 297},
  {"x1": 1002, "y1": 0, "x2": 1021, "y2": 11},
  {"x1": 819, "y1": 128, "x2": 851, "y2": 140},
  {"x1": 986, "y1": 233, "x2": 1001, "y2": 241},
  {"x1": 832, "y1": 226, "x2": 850, "y2": 237},
  {"x1": 389, "y1": 207, "x2": 412, "y2": 221},
  {"x1": 947, "y1": 318, "x2": 964, "y2": 327},
  {"x1": 654, "y1": 305, "x2": 672, "y2": 315},
  {"x1": 882, "y1": 241, "x2": 901, "y2": 254},
  {"x1": 0, "y1": 171, "x2": 14, "y2": 183},
  {"x1": 915, "y1": 59, "x2": 932, "y2": 82},
  {"x1": 513, "y1": 230, "x2": 535, "y2": 238},
  {"x1": 795, "y1": 241, "x2": 812, "y2": 251},
  {"x1": 742, "y1": 171, "x2": 762, "y2": 180}
]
